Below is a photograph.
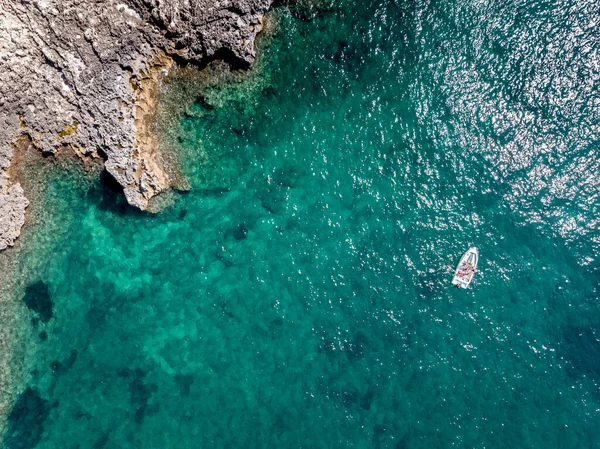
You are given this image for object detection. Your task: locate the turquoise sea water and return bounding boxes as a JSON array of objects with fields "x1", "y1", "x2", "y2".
[{"x1": 3, "y1": 0, "x2": 600, "y2": 447}]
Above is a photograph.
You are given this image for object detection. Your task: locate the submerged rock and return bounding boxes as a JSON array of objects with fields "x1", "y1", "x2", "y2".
[
  {"x1": 4, "y1": 388, "x2": 50, "y2": 449},
  {"x1": 0, "y1": 0, "x2": 273, "y2": 250},
  {"x1": 23, "y1": 281, "x2": 53, "y2": 323},
  {"x1": 128, "y1": 369, "x2": 155, "y2": 424},
  {"x1": 233, "y1": 223, "x2": 249, "y2": 240},
  {"x1": 174, "y1": 373, "x2": 195, "y2": 396}
]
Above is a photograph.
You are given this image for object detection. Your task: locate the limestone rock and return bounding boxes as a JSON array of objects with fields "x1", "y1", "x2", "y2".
[
  {"x1": 0, "y1": 0, "x2": 273, "y2": 249},
  {"x1": 0, "y1": 183, "x2": 29, "y2": 251}
]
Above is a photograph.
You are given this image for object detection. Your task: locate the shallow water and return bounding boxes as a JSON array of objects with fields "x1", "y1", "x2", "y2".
[{"x1": 3, "y1": 0, "x2": 600, "y2": 448}]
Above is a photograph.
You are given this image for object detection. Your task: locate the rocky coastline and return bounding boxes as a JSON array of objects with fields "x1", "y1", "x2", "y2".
[{"x1": 0, "y1": 0, "x2": 273, "y2": 250}]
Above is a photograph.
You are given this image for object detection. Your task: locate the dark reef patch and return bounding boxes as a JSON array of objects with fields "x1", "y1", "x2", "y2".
[
  {"x1": 360, "y1": 389, "x2": 374, "y2": 410},
  {"x1": 346, "y1": 331, "x2": 368, "y2": 361},
  {"x1": 272, "y1": 165, "x2": 301, "y2": 188},
  {"x1": 4, "y1": 388, "x2": 50, "y2": 449},
  {"x1": 174, "y1": 373, "x2": 195, "y2": 396},
  {"x1": 92, "y1": 432, "x2": 111, "y2": 449},
  {"x1": 23, "y1": 281, "x2": 53, "y2": 323},
  {"x1": 233, "y1": 223, "x2": 248, "y2": 240},
  {"x1": 86, "y1": 300, "x2": 107, "y2": 331},
  {"x1": 50, "y1": 350, "x2": 79, "y2": 376},
  {"x1": 128, "y1": 368, "x2": 155, "y2": 424},
  {"x1": 248, "y1": 172, "x2": 288, "y2": 215},
  {"x1": 560, "y1": 323, "x2": 600, "y2": 379}
]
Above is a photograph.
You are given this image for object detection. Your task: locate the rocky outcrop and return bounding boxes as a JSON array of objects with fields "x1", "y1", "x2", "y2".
[
  {"x1": 0, "y1": 184, "x2": 28, "y2": 251},
  {"x1": 0, "y1": 0, "x2": 272, "y2": 249}
]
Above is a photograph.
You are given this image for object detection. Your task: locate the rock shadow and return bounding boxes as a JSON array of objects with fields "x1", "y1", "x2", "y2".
[{"x1": 87, "y1": 170, "x2": 146, "y2": 217}]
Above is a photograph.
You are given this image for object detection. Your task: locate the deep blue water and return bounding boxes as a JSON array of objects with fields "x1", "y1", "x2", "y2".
[{"x1": 2, "y1": 0, "x2": 600, "y2": 448}]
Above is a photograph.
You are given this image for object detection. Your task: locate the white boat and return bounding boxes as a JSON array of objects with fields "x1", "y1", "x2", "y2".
[{"x1": 452, "y1": 247, "x2": 478, "y2": 289}]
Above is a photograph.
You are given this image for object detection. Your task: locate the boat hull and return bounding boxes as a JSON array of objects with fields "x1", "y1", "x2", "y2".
[{"x1": 452, "y1": 247, "x2": 478, "y2": 289}]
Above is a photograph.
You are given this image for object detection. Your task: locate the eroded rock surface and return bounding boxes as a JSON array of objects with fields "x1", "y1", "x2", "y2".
[
  {"x1": 0, "y1": 184, "x2": 28, "y2": 251},
  {"x1": 0, "y1": 0, "x2": 272, "y2": 249}
]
